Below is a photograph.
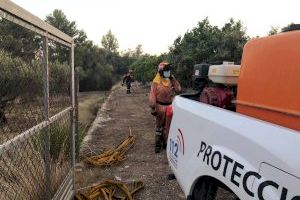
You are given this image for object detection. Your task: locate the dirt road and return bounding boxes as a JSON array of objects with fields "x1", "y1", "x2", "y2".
[{"x1": 75, "y1": 85, "x2": 185, "y2": 199}]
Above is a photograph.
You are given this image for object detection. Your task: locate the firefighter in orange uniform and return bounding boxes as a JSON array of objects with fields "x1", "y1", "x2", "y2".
[{"x1": 149, "y1": 62, "x2": 181, "y2": 153}]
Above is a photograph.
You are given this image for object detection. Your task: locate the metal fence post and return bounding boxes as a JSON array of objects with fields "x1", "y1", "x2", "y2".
[
  {"x1": 42, "y1": 34, "x2": 51, "y2": 199},
  {"x1": 75, "y1": 69, "x2": 79, "y2": 161},
  {"x1": 70, "y1": 42, "x2": 76, "y2": 193}
]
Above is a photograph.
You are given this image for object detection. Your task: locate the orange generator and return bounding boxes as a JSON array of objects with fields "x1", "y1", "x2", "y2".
[{"x1": 236, "y1": 28, "x2": 300, "y2": 131}]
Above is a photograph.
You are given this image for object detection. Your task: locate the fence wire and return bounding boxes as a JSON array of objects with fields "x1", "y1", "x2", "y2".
[{"x1": 0, "y1": 6, "x2": 75, "y2": 200}]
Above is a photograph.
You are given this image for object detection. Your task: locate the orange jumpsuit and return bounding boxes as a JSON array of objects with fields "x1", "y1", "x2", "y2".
[{"x1": 149, "y1": 73, "x2": 181, "y2": 133}]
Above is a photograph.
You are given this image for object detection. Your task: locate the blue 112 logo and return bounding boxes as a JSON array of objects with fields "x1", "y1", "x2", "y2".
[
  {"x1": 170, "y1": 129, "x2": 185, "y2": 158},
  {"x1": 169, "y1": 138, "x2": 179, "y2": 158}
]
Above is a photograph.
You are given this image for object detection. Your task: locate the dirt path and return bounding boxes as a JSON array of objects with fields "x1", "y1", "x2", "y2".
[{"x1": 75, "y1": 85, "x2": 185, "y2": 200}]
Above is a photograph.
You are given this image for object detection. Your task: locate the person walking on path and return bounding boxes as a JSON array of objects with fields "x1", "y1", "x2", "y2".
[{"x1": 122, "y1": 69, "x2": 134, "y2": 94}]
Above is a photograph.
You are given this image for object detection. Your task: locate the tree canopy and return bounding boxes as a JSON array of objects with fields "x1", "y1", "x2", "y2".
[
  {"x1": 0, "y1": 18, "x2": 41, "y2": 61},
  {"x1": 132, "y1": 18, "x2": 249, "y2": 87},
  {"x1": 268, "y1": 26, "x2": 280, "y2": 35},
  {"x1": 101, "y1": 30, "x2": 119, "y2": 53},
  {"x1": 45, "y1": 10, "x2": 136, "y2": 91},
  {"x1": 46, "y1": 9, "x2": 78, "y2": 37},
  {"x1": 44, "y1": 11, "x2": 294, "y2": 89}
]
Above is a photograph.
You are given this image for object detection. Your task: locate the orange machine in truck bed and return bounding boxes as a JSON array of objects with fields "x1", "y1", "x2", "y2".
[{"x1": 236, "y1": 30, "x2": 300, "y2": 131}]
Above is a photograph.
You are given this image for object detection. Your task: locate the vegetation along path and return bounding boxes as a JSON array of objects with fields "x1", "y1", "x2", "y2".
[{"x1": 75, "y1": 85, "x2": 185, "y2": 199}]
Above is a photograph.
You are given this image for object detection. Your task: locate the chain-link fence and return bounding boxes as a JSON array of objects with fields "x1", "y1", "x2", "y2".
[{"x1": 0, "y1": 1, "x2": 76, "y2": 199}]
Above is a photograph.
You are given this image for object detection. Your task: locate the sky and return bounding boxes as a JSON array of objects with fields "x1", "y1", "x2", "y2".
[{"x1": 11, "y1": 0, "x2": 300, "y2": 55}]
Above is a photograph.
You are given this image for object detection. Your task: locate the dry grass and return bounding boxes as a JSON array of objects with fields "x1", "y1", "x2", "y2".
[
  {"x1": 0, "y1": 108, "x2": 73, "y2": 200},
  {"x1": 78, "y1": 91, "x2": 108, "y2": 126},
  {"x1": 0, "y1": 135, "x2": 72, "y2": 200}
]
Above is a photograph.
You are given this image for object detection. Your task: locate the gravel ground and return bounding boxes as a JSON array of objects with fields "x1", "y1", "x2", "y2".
[{"x1": 75, "y1": 85, "x2": 185, "y2": 200}]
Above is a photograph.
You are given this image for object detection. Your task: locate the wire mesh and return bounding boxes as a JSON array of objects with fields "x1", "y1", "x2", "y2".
[
  {"x1": 0, "y1": 8, "x2": 75, "y2": 200},
  {"x1": 0, "y1": 17, "x2": 45, "y2": 143},
  {"x1": 48, "y1": 39, "x2": 71, "y2": 117},
  {"x1": 0, "y1": 128, "x2": 46, "y2": 199}
]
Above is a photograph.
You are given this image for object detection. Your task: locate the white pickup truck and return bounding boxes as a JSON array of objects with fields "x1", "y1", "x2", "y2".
[{"x1": 167, "y1": 28, "x2": 300, "y2": 200}]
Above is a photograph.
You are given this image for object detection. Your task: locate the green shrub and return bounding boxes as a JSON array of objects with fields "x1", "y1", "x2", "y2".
[
  {"x1": 49, "y1": 60, "x2": 71, "y2": 94},
  {"x1": 130, "y1": 55, "x2": 162, "y2": 84}
]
